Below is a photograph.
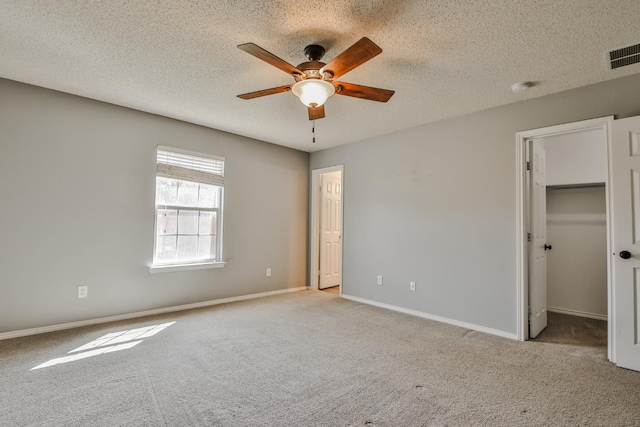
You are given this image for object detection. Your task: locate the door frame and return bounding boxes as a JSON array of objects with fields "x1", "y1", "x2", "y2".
[
  {"x1": 515, "y1": 116, "x2": 614, "y2": 360},
  {"x1": 309, "y1": 165, "x2": 344, "y2": 292}
]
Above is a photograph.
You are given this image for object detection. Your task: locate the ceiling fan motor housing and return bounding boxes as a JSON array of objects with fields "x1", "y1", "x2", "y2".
[{"x1": 296, "y1": 61, "x2": 327, "y2": 79}]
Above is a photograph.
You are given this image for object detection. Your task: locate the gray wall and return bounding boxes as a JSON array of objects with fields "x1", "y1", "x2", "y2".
[
  {"x1": 0, "y1": 78, "x2": 309, "y2": 334},
  {"x1": 547, "y1": 187, "x2": 607, "y2": 317},
  {"x1": 310, "y1": 73, "x2": 640, "y2": 335}
]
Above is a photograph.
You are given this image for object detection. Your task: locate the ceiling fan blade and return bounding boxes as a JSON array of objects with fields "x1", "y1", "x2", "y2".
[
  {"x1": 334, "y1": 82, "x2": 395, "y2": 102},
  {"x1": 238, "y1": 43, "x2": 302, "y2": 76},
  {"x1": 320, "y1": 37, "x2": 382, "y2": 79},
  {"x1": 237, "y1": 85, "x2": 291, "y2": 100},
  {"x1": 308, "y1": 104, "x2": 325, "y2": 120}
]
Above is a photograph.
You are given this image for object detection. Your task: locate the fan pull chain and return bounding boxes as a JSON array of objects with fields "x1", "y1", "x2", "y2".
[{"x1": 312, "y1": 120, "x2": 316, "y2": 144}]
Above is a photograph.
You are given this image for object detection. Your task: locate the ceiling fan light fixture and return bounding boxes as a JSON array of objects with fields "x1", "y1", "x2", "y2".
[{"x1": 291, "y1": 79, "x2": 335, "y2": 107}]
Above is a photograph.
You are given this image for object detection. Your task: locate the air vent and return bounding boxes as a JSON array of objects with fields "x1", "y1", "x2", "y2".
[{"x1": 606, "y1": 43, "x2": 640, "y2": 70}]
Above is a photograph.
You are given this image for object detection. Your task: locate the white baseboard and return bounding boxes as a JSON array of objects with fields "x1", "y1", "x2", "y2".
[
  {"x1": 340, "y1": 294, "x2": 518, "y2": 340},
  {"x1": 547, "y1": 306, "x2": 607, "y2": 321},
  {"x1": 0, "y1": 287, "x2": 307, "y2": 341}
]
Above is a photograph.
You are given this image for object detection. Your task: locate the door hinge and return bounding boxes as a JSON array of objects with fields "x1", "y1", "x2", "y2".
[
  {"x1": 527, "y1": 232, "x2": 531, "y2": 242},
  {"x1": 528, "y1": 306, "x2": 532, "y2": 315},
  {"x1": 526, "y1": 161, "x2": 531, "y2": 171}
]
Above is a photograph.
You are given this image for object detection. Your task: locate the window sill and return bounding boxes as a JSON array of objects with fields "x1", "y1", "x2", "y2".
[{"x1": 149, "y1": 261, "x2": 226, "y2": 274}]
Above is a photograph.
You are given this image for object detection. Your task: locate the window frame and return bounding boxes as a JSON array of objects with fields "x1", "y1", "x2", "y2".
[{"x1": 150, "y1": 146, "x2": 226, "y2": 273}]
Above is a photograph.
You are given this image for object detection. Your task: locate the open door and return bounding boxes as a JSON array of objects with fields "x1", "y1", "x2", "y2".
[
  {"x1": 612, "y1": 115, "x2": 640, "y2": 372},
  {"x1": 319, "y1": 174, "x2": 341, "y2": 290},
  {"x1": 529, "y1": 139, "x2": 548, "y2": 338}
]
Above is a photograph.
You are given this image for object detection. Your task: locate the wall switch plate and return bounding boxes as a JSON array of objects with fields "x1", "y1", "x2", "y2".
[
  {"x1": 410, "y1": 281, "x2": 416, "y2": 291},
  {"x1": 377, "y1": 275, "x2": 383, "y2": 286},
  {"x1": 78, "y1": 286, "x2": 88, "y2": 299},
  {"x1": 266, "y1": 268, "x2": 271, "y2": 277}
]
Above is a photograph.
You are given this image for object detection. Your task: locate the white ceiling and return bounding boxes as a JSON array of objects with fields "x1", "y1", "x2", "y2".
[{"x1": 1, "y1": 1, "x2": 639, "y2": 152}]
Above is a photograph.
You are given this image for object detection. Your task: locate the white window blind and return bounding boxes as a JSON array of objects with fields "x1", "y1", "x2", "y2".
[{"x1": 157, "y1": 147, "x2": 224, "y2": 187}]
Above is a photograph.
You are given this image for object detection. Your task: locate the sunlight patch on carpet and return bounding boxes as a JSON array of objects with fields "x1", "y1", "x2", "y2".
[{"x1": 30, "y1": 321, "x2": 175, "y2": 370}]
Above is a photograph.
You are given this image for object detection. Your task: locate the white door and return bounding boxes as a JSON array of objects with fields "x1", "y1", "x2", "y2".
[
  {"x1": 612, "y1": 115, "x2": 640, "y2": 371},
  {"x1": 319, "y1": 174, "x2": 341, "y2": 289},
  {"x1": 529, "y1": 139, "x2": 548, "y2": 338}
]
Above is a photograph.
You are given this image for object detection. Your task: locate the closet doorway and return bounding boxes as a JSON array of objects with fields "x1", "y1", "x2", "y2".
[{"x1": 516, "y1": 117, "x2": 613, "y2": 355}]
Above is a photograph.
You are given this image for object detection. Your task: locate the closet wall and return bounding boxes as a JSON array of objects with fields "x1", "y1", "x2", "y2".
[{"x1": 546, "y1": 186, "x2": 607, "y2": 318}]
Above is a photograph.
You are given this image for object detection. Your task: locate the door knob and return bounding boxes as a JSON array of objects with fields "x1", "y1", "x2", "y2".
[
  {"x1": 620, "y1": 250, "x2": 632, "y2": 259},
  {"x1": 544, "y1": 244, "x2": 552, "y2": 250}
]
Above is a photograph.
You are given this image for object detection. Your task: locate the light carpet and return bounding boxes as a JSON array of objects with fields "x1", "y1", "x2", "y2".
[{"x1": 1, "y1": 290, "x2": 639, "y2": 426}]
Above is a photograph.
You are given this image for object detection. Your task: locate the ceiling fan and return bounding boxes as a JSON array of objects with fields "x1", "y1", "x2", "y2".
[{"x1": 237, "y1": 37, "x2": 395, "y2": 120}]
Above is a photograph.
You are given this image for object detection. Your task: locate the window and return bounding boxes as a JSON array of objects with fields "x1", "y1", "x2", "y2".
[{"x1": 152, "y1": 147, "x2": 224, "y2": 270}]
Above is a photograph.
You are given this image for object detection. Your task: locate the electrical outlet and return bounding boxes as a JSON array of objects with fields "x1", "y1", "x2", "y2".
[
  {"x1": 266, "y1": 268, "x2": 271, "y2": 277},
  {"x1": 377, "y1": 275, "x2": 383, "y2": 286},
  {"x1": 78, "y1": 286, "x2": 88, "y2": 299},
  {"x1": 410, "y1": 281, "x2": 416, "y2": 291}
]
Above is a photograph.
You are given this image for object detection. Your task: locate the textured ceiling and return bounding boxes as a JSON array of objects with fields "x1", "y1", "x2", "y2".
[{"x1": 1, "y1": 1, "x2": 640, "y2": 152}]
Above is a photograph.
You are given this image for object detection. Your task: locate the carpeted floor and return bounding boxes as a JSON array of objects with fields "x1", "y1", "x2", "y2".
[
  {"x1": 1, "y1": 290, "x2": 639, "y2": 426},
  {"x1": 533, "y1": 311, "x2": 607, "y2": 347}
]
